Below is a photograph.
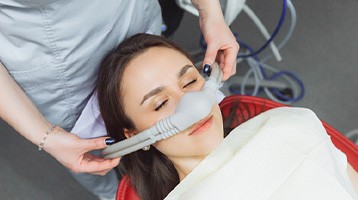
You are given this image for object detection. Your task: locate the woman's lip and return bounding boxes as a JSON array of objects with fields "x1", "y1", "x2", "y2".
[{"x1": 188, "y1": 115, "x2": 213, "y2": 136}]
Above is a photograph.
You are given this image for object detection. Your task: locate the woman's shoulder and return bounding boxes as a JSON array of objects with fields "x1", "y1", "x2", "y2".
[
  {"x1": 230, "y1": 107, "x2": 331, "y2": 155},
  {"x1": 233, "y1": 107, "x2": 326, "y2": 136},
  {"x1": 258, "y1": 107, "x2": 327, "y2": 136},
  {"x1": 258, "y1": 107, "x2": 331, "y2": 154},
  {"x1": 262, "y1": 107, "x2": 327, "y2": 137}
]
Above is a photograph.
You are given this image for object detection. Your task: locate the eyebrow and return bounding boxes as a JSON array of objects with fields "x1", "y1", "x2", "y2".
[
  {"x1": 140, "y1": 86, "x2": 164, "y2": 105},
  {"x1": 140, "y1": 64, "x2": 194, "y2": 105},
  {"x1": 177, "y1": 64, "x2": 194, "y2": 78}
]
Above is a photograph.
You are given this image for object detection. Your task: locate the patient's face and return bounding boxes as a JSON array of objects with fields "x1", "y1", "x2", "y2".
[{"x1": 121, "y1": 46, "x2": 224, "y2": 159}]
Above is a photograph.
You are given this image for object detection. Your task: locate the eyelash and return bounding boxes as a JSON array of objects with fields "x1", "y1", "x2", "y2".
[
  {"x1": 154, "y1": 78, "x2": 198, "y2": 111},
  {"x1": 183, "y1": 78, "x2": 197, "y2": 88},
  {"x1": 155, "y1": 99, "x2": 168, "y2": 111}
]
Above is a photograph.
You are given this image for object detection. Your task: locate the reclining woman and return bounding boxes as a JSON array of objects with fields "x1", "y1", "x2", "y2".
[{"x1": 97, "y1": 34, "x2": 358, "y2": 200}]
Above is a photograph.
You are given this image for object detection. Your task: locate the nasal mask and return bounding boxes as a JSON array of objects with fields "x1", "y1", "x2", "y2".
[{"x1": 102, "y1": 63, "x2": 222, "y2": 158}]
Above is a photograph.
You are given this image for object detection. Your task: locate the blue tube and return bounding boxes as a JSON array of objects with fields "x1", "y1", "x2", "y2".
[
  {"x1": 235, "y1": 36, "x2": 305, "y2": 103},
  {"x1": 238, "y1": 0, "x2": 287, "y2": 58}
]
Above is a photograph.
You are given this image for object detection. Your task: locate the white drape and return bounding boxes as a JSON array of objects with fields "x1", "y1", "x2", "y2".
[{"x1": 165, "y1": 107, "x2": 357, "y2": 200}]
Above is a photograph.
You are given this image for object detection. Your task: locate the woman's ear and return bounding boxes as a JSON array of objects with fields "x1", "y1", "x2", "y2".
[{"x1": 124, "y1": 129, "x2": 136, "y2": 139}]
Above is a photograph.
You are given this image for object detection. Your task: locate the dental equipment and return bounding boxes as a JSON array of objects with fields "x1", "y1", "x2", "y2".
[{"x1": 102, "y1": 63, "x2": 222, "y2": 158}]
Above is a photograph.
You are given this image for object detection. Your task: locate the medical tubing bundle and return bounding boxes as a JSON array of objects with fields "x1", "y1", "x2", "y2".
[
  {"x1": 238, "y1": 0, "x2": 287, "y2": 58},
  {"x1": 261, "y1": 0, "x2": 296, "y2": 62},
  {"x1": 102, "y1": 63, "x2": 222, "y2": 158},
  {"x1": 241, "y1": 4, "x2": 282, "y2": 61},
  {"x1": 236, "y1": 0, "x2": 296, "y2": 62},
  {"x1": 220, "y1": 0, "x2": 303, "y2": 104},
  {"x1": 232, "y1": 37, "x2": 305, "y2": 103}
]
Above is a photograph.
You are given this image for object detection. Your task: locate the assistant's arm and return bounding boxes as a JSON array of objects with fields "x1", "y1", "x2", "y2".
[
  {"x1": 191, "y1": 0, "x2": 240, "y2": 80},
  {"x1": 0, "y1": 61, "x2": 52, "y2": 143},
  {"x1": 0, "y1": 62, "x2": 119, "y2": 175}
]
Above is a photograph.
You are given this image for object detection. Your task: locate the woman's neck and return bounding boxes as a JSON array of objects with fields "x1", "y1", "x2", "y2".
[{"x1": 172, "y1": 155, "x2": 207, "y2": 181}]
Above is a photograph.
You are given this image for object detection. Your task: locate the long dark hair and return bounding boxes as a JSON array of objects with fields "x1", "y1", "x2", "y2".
[{"x1": 97, "y1": 34, "x2": 194, "y2": 200}]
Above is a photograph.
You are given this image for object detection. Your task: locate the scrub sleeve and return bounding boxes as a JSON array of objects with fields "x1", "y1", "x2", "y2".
[{"x1": 0, "y1": 0, "x2": 162, "y2": 199}]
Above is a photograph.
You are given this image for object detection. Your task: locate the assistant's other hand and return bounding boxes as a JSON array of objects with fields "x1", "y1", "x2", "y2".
[
  {"x1": 43, "y1": 126, "x2": 120, "y2": 176},
  {"x1": 200, "y1": 16, "x2": 239, "y2": 81}
]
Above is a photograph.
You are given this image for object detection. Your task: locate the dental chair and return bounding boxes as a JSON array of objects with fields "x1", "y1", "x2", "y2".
[{"x1": 115, "y1": 95, "x2": 358, "y2": 200}]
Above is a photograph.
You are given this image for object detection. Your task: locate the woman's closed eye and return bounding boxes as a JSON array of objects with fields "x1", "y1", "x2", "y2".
[
  {"x1": 155, "y1": 99, "x2": 168, "y2": 111},
  {"x1": 183, "y1": 78, "x2": 197, "y2": 88}
]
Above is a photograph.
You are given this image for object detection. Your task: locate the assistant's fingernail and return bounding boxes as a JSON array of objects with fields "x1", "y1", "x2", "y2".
[
  {"x1": 105, "y1": 138, "x2": 116, "y2": 145},
  {"x1": 203, "y1": 64, "x2": 211, "y2": 76}
]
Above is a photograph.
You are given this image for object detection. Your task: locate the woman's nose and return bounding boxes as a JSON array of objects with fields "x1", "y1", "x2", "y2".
[
  {"x1": 172, "y1": 90, "x2": 186, "y2": 105},
  {"x1": 174, "y1": 83, "x2": 204, "y2": 103}
]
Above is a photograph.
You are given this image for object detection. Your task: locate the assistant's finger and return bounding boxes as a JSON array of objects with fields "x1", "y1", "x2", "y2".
[
  {"x1": 202, "y1": 42, "x2": 219, "y2": 67},
  {"x1": 79, "y1": 155, "x2": 120, "y2": 174},
  {"x1": 215, "y1": 50, "x2": 231, "y2": 81},
  {"x1": 222, "y1": 47, "x2": 239, "y2": 80}
]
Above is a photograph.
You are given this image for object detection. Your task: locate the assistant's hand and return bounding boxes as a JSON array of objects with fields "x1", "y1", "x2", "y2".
[
  {"x1": 199, "y1": 15, "x2": 239, "y2": 81},
  {"x1": 1, "y1": 62, "x2": 119, "y2": 176},
  {"x1": 43, "y1": 126, "x2": 120, "y2": 176}
]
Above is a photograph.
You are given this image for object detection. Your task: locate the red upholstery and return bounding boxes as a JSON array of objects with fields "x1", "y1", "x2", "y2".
[
  {"x1": 116, "y1": 95, "x2": 358, "y2": 200},
  {"x1": 116, "y1": 175, "x2": 140, "y2": 200}
]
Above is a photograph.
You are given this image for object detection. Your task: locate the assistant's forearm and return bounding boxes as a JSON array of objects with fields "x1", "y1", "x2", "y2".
[
  {"x1": 0, "y1": 62, "x2": 52, "y2": 145},
  {"x1": 190, "y1": 0, "x2": 225, "y2": 21}
]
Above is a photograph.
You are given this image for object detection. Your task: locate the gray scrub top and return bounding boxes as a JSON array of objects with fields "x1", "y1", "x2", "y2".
[{"x1": 0, "y1": 0, "x2": 162, "y2": 131}]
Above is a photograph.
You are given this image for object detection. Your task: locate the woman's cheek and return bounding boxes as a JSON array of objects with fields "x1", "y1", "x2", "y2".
[
  {"x1": 157, "y1": 100, "x2": 177, "y2": 121},
  {"x1": 153, "y1": 134, "x2": 185, "y2": 156}
]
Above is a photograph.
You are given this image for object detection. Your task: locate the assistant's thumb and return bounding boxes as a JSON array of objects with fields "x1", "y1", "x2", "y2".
[{"x1": 84, "y1": 137, "x2": 115, "y2": 151}]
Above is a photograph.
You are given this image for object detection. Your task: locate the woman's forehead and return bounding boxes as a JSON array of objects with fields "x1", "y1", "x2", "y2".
[
  {"x1": 120, "y1": 47, "x2": 192, "y2": 97},
  {"x1": 134, "y1": 47, "x2": 188, "y2": 66},
  {"x1": 123, "y1": 47, "x2": 191, "y2": 81}
]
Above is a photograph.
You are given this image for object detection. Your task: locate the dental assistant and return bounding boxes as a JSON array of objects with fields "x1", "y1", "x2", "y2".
[{"x1": 0, "y1": 0, "x2": 239, "y2": 199}]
